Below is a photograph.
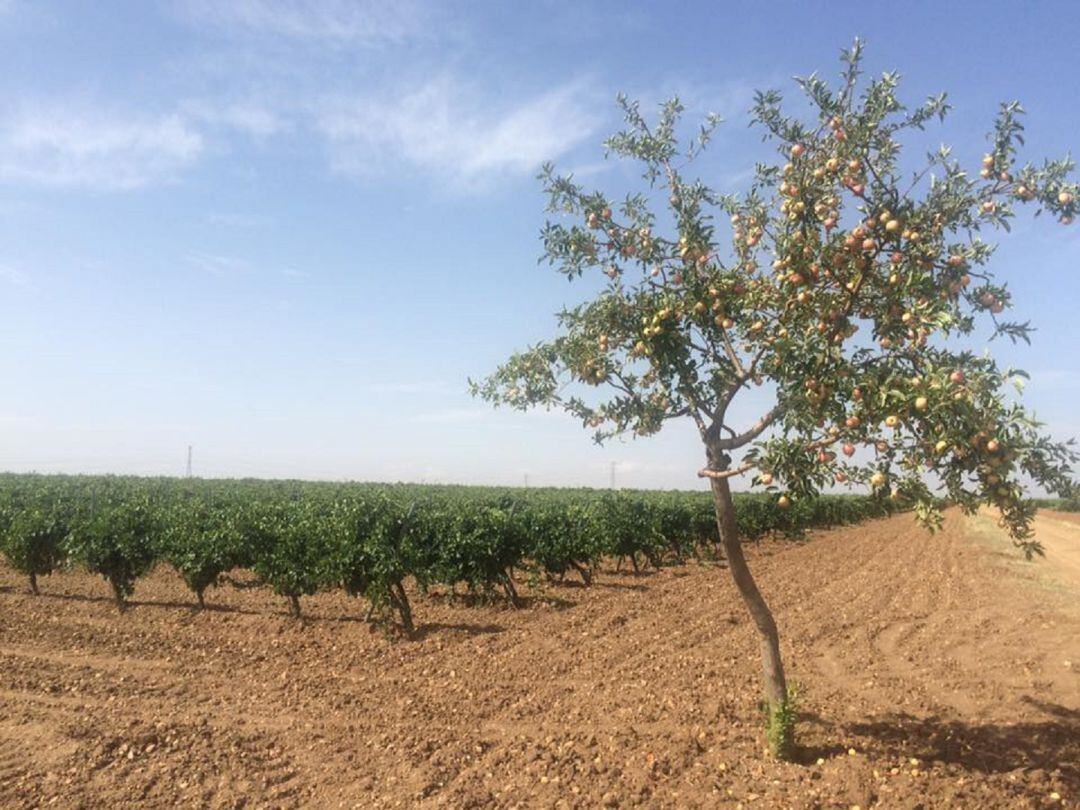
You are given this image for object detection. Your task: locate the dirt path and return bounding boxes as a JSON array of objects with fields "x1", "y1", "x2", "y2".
[
  {"x1": 0, "y1": 510, "x2": 1076, "y2": 808},
  {"x1": 1031, "y1": 511, "x2": 1080, "y2": 591}
]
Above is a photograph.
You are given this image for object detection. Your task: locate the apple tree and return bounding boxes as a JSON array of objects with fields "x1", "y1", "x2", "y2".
[{"x1": 472, "y1": 42, "x2": 1078, "y2": 758}]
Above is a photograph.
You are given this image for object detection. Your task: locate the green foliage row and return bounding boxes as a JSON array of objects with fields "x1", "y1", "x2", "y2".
[
  {"x1": 0, "y1": 474, "x2": 901, "y2": 629},
  {"x1": 1034, "y1": 497, "x2": 1080, "y2": 513}
]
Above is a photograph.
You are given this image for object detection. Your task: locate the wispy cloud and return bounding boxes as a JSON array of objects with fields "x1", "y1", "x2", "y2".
[
  {"x1": 0, "y1": 263, "x2": 32, "y2": 290},
  {"x1": 409, "y1": 405, "x2": 580, "y2": 426},
  {"x1": 177, "y1": 0, "x2": 432, "y2": 45},
  {"x1": 182, "y1": 99, "x2": 287, "y2": 138},
  {"x1": 186, "y1": 252, "x2": 250, "y2": 275},
  {"x1": 409, "y1": 407, "x2": 492, "y2": 425},
  {"x1": 316, "y1": 76, "x2": 603, "y2": 189},
  {"x1": 0, "y1": 108, "x2": 203, "y2": 190},
  {"x1": 205, "y1": 211, "x2": 272, "y2": 228},
  {"x1": 364, "y1": 381, "x2": 454, "y2": 396}
]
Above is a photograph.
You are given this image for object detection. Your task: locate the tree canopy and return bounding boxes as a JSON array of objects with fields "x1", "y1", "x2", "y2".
[{"x1": 473, "y1": 41, "x2": 1077, "y2": 556}]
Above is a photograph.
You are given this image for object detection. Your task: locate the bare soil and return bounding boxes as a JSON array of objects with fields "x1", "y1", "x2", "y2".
[{"x1": 1, "y1": 510, "x2": 1077, "y2": 809}]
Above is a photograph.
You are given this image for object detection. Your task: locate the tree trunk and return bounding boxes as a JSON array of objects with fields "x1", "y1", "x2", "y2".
[
  {"x1": 569, "y1": 559, "x2": 593, "y2": 586},
  {"x1": 709, "y1": 470, "x2": 793, "y2": 756},
  {"x1": 196, "y1": 587, "x2": 206, "y2": 609},
  {"x1": 391, "y1": 582, "x2": 414, "y2": 634},
  {"x1": 29, "y1": 571, "x2": 39, "y2": 596},
  {"x1": 502, "y1": 570, "x2": 520, "y2": 606},
  {"x1": 110, "y1": 579, "x2": 127, "y2": 613},
  {"x1": 289, "y1": 594, "x2": 301, "y2": 619}
]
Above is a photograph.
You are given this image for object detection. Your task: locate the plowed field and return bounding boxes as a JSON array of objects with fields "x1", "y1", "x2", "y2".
[{"x1": 1, "y1": 510, "x2": 1077, "y2": 808}]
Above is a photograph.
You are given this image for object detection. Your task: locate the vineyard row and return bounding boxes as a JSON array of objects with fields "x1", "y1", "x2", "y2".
[{"x1": 0, "y1": 474, "x2": 902, "y2": 631}]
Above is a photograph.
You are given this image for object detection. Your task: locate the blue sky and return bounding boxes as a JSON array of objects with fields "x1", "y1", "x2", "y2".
[{"x1": 1, "y1": 1, "x2": 1078, "y2": 490}]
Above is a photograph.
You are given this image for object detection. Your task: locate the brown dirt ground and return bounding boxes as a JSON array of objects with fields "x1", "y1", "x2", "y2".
[{"x1": 0, "y1": 509, "x2": 1077, "y2": 809}]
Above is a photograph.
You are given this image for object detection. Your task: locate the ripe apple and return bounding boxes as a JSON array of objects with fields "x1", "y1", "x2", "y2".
[
  {"x1": 885, "y1": 415, "x2": 900, "y2": 428},
  {"x1": 949, "y1": 370, "x2": 965, "y2": 385},
  {"x1": 777, "y1": 495, "x2": 791, "y2": 510},
  {"x1": 791, "y1": 143, "x2": 806, "y2": 158},
  {"x1": 914, "y1": 396, "x2": 929, "y2": 412},
  {"x1": 1059, "y1": 191, "x2": 1074, "y2": 205},
  {"x1": 759, "y1": 472, "x2": 774, "y2": 485},
  {"x1": 870, "y1": 472, "x2": 886, "y2": 488},
  {"x1": 986, "y1": 439, "x2": 1001, "y2": 454},
  {"x1": 842, "y1": 443, "x2": 856, "y2": 457}
]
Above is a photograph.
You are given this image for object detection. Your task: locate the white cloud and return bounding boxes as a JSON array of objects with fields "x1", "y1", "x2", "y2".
[
  {"x1": 0, "y1": 108, "x2": 203, "y2": 190},
  {"x1": 178, "y1": 0, "x2": 430, "y2": 44},
  {"x1": 205, "y1": 211, "x2": 271, "y2": 228},
  {"x1": 316, "y1": 76, "x2": 603, "y2": 188},
  {"x1": 410, "y1": 407, "x2": 493, "y2": 425},
  {"x1": 0, "y1": 263, "x2": 32, "y2": 290},
  {"x1": 363, "y1": 381, "x2": 454, "y2": 395},
  {"x1": 186, "y1": 252, "x2": 250, "y2": 275},
  {"x1": 183, "y1": 100, "x2": 287, "y2": 138}
]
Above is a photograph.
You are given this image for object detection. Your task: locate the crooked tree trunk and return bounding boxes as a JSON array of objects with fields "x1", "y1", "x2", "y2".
[
  {"x1": 569, "y1": 559, "x2": 593, "y2": 586},
  {"x1": 29, "y1": 571, "x2": 39, "y2": 596},
  {"x1": 110, "y1": 579, "x2": 127, "y2": 613},
  {"x1": 390, "y1": 581, "x2": 414, "y2": 634},
  {"x1": 708, "y1": 468, "x2": 792, "y2": 755}
]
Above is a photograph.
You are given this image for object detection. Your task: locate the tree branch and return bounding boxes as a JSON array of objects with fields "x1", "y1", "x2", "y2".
[
  {"x1": 697, "y1": 461, "x2": 756, "y2": 480},
  {"x1": 716, "y1": 405, "x2": 782, "y2": 450}
]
